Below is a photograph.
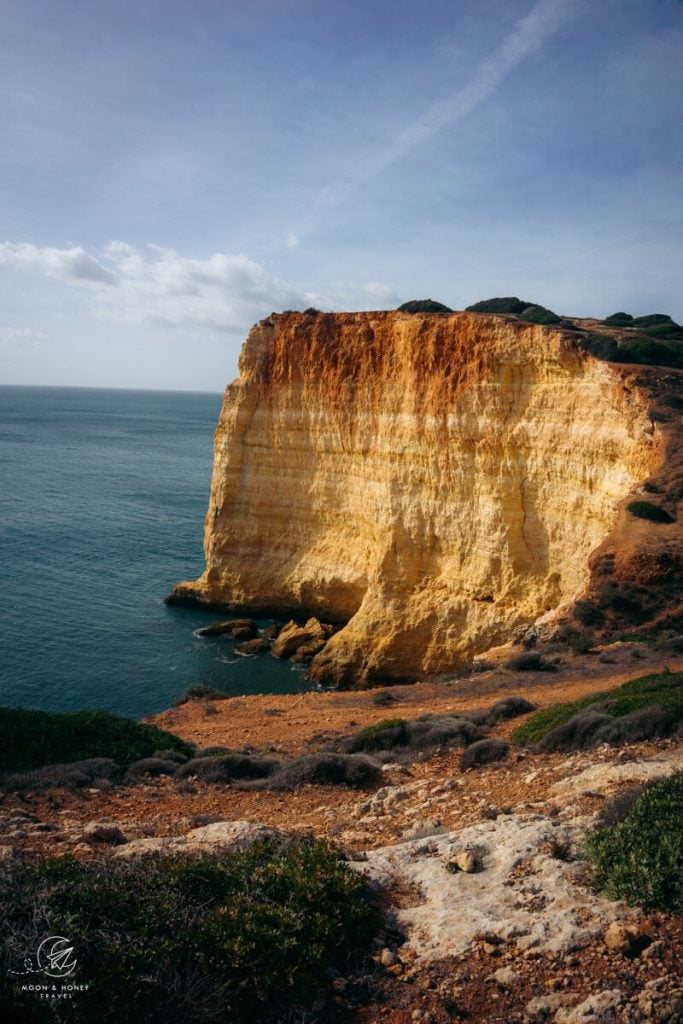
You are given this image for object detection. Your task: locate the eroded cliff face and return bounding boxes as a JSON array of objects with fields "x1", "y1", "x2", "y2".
[{"x1": 173, "y1": 311, "x2": 662, "y2": 686}]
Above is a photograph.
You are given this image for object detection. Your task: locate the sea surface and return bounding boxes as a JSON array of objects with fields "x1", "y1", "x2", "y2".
[{"x1": 0, "y1": 386, "x2": 312, "y2": 719}]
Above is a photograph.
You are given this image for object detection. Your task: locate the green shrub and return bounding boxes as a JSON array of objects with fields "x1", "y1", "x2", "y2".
[
  {"x1": 339, "y1": 713, "x2": 485, "y2": 762},
  {"x1": 578, "y1": 333, "x2": 620, "y2": 361},
  {"x1": 505, "y1": 651, "x2": 557, "y2": 672},
  {"x1": 0, "y1": 840, "x2": 380, "y2": 1024},
  {"x1": 518, "y1": 304, "x2": 561, "y2": 325},
  {"x1": 465, "y1": 296, "x2": 528, "y2": 314},
  {"x1": 397, "y1": 299, "x2": 453, "y2": 313},
  {"x1": 632, "y1": 313, "x2": 675, "y2": 328},
  {"x1": 644, "y1": 323, "x2": 683, "y2": 342},
  {"x1": 533, "y1": 705, "x2": 675, "y2": 752},
  {"x1": 347, "y1": 718, "x2": 409, "y2": 752},
  {"x1": 573, "y1": 599, "x2": 606, "y2": 627},
  {"x1": 603, "y1": 312, "x2": 634, "y2": 326},
  {"x1": 613, "y1": 338, "x2": 683, "y2": 369},
  {"x1": 627, "y1": 500, "x2": 675, "y2": 524},
  {"x1": 459, "y1": 738, "x2": 509, "y2": 772},
  {"x1": 511, "y1": 670, "x2": 683, "y2": 746},
  {"x1": 267, "y1": 753, "x2": 382, "y2": 789},
  {"x1": 485, "y1": 696, "x2": 536, "y2": 721},
  {"x1": 371, "y1": 688, "x2": 399, "y2": 706},
  {"x1": 580, "y1": 773, "x2": 683, "y2": 912},
  {"x1": 176, "y1": 753, "x2": 279, "y2": 783},
  {"x1": 2, "y1": 758, "x2": 119, "y2": 793},
  {"x1": 0, "y1": 708, "x2": 193, "y2": 773},
  {"x1": 571, "y1": 634, "x2": 595, "y2": 655}
]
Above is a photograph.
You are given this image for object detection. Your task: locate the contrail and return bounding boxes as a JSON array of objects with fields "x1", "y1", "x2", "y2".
[{"x1": 306, "y1": 0, "x2": 582, "y2": 225}]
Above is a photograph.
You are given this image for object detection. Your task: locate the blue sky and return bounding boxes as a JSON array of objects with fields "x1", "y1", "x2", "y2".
[{"x1": 1, "y1": 0, "x2": 682, "y2": 390}]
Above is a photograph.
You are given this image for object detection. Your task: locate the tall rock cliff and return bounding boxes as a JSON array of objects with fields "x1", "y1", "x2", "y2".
[{"x1": 171, "y1": 310, "x2": 680, "y2": 687}]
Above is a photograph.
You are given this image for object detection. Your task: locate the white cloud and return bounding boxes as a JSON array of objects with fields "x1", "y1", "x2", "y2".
[
  {"x1": 0, "y1": 240, "x2": 399, "y2": 332},
  {"x1": 0, "y1": 242, "x2": 116, "y2": 285},
  {"x1": 286, "y1": 233, "x2": 299, "y2": 249}
]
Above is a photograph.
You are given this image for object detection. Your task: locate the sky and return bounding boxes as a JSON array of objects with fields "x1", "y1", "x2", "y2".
[{"x1": 0, "y1": 0, "x2": 682, "y2": 391}]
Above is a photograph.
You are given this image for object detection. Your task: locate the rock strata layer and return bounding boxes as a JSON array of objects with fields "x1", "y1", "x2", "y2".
[{"x1": 171, "y1": 310, "x2": 664, "y2": 686}]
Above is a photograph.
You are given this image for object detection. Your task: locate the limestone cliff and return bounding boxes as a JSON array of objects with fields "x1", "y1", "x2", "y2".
[{"x1": 171, "y1": 310, "x2": 679, "y2": 687}]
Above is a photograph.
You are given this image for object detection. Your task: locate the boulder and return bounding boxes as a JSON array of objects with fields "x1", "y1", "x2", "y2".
[
  {"x1": 114, "y1": 820, "x2": 290, "y2": 858},
  {"x1": 555, "y1": 989, "x2": 624, "y2": 1023},
  {"x1": 234, "y1": 638, "x2": 269, "y2": 656},
  {"x1": 271, "y1": 618, "x2": 331, "y2": 659},
  {"x1": 80, "y1": 821, "x2": 128, "y2": 845},
  {"x1": 603, "y1": 920, "x2": 653, "y2": 955},
  {"x1": 447, "y1": 849, "x2": 480, "y2": 873},
  {"x1": 291, "y1": 638, "x2": 328, "y2": 663},
  {"x1": 487, "y1": 966, "x2": 519, "y2": 989},
  {"x1": 195, "y1": 619, "x2": 257, "y2": 638}
]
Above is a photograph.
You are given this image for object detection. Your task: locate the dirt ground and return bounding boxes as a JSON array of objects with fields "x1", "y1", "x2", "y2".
[{"x1": 2, "y1": 642, "x2": 682, "y2": 1023}]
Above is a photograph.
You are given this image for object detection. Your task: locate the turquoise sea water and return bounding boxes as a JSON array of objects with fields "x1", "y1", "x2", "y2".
[{"x1": 0, "y1": 386, "x2": 311, "y2": 719}]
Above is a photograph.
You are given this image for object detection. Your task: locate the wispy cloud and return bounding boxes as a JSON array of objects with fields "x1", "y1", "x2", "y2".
[
  {"x1": 380, "y1": 0, "x2": 579, "y2": 168},
  {"x1": 0, "y1": 240, "x2": 399, "y2": 331},
  {"x1": 307, "y1": 0, "x2": 581, "y2": 222}
]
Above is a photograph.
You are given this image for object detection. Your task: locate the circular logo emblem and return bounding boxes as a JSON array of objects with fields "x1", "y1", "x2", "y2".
[{"x1": 36, "y1": 936, "x2": 77, "y2": 978}]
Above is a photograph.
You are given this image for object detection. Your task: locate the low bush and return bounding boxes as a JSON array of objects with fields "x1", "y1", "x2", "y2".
[
  {"x1": 152, "y1": 748, "x2": 188, "y2": 764},
  {"x1": 397, "y1": 299, "x2": 453, "y2": 313},
  {"x1": 632, "y1": 313, "x2": 675, "y2": 328},
  {"x1": 347, "y1": 719, "x2": 409, "y2": 752},
  {"x1": 511, "y1": 670, "x2": 683, "y2": 747},
  {"x1": 518, "y1": 304, "x2": 561, "y2": 325},
  {"x1": 505, "y1": 651, "x2": 557, "y2": 672},
  {"x1": 340, "y1": 713, "x2": 485, "y2": 761},
  {"x1": 644, "y1": 323, "x2": 683, "y2": 342},
  {"x1": 627, "y1": 500, "x2": 675, "y2": 524},
  {"x1": 613, "y1": 338, "x2": 683, "y2": 369},
  {"x1": 580, "y1": 773, "x2": 683, "y2": 912},
  {"x1": 2, "y1": 758, "x2": 119, "y2": 793},
  {"x1": 596, "y1": 781, "x2": 658, "y2": 829},
  {"x1": 124, "y1": 757, "x2": 180, "y2": 783},
  {"x1": 594, "y1": 579, "x2": 657, "y2": 625},
  {"x1": 371, "y1": 689, "x2": 399, "y2": 706},
  {"x1": 176, "y1": 754, "x2": 279, "y2": 783},
  {"x1": 571, "y1": 634, "x2": 595, "y2": 655},
  {"x1": 0, "y1": 707, "x2": 192, "y2": 773},
  {"x1": 267, "y1": 753, "x2": 382, "y2": 789},
  {"x1": 577, "y1": 333, "x2": 620, "y2": 361},
  {"x1": 662, "y1": 394, "x2": 683, "y2": 411},
  {"x1": 408, "y1": 716, "x2": 485, "y2": 750},
  {"x1": 603, "y1": 312, "x2": 634, "y2": 326},
  {"x1": 484, "y1": 696, "x2": 536, "y2": 722},
  {"x1": 459, "y1": 738, "x2": 509, "y2": 772},
  {"x1": 465, "y1": 296, "x2": 528, "y2": 314},
  {"x1": 0, "y1": 840, "x2": 380, "y2": 1024}
]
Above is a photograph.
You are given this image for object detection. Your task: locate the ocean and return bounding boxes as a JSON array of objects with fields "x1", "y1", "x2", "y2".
[{"x1": 0, "y1": 386, "x2": 312, "y2": 720}]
